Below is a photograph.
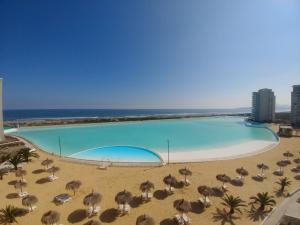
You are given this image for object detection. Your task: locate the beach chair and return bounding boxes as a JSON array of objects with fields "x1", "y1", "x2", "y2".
[
  {"x1": 222, "y1": 184, "x2": 228, "y2": 192},
  {"x1": 165, "y1": 186, "x2": 175, "y2": 194},
  {"x1": 48, "y1": 175, "x2": 59, "y2": 181},
  {"x1": 87, "y1": 206, "x2": 101, "y2": 217},
  {"x1": 199, "y1": 197, "x2": 211, "y2": 207},
  {"x1": 141, "y1": 192, "x2": 153, "y2": 201},
  {"x1": 28, "y1": 205, "x2": 37, "y2": 212},
  {"x1": 175, "y1": 213, "x2": 191, "y2": 225},
  {"x1": 54, "y1": 194, "x2": 72, "y2": 204},
  {"x1": 118, "y1": 203, "x2": 130, "y2": 214},
  {"x1": 18, "y1": 191, "x2": 28, "y2": 198},
  {"x1": 274, "y1": 169, "x2": 283, "y2": 176},
  {"x1": 97, "y1": 161, "x2": 111, "y2": 170},
  {"x1": 182, "y1": 179, "x2": 191, "y2": 186},
  {"x1": 257, "y1": 173, "x2": 266, "y2": 179}
]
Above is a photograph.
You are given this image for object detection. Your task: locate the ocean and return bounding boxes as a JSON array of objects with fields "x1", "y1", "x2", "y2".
[{"x1": 3, "y1": 108, "x2": 251, "y2": 121}]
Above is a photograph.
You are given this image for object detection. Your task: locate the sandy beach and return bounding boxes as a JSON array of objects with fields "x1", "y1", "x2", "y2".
[{"x1": 0, "y1": 131, "x2": 299, "y2": 225}]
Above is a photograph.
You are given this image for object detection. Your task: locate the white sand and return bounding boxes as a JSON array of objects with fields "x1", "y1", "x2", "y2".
[{"x1": 159, "y1": 140, "x2": 279, "y2": 162}]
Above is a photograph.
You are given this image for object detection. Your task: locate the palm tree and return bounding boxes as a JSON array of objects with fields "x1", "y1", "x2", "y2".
[
  {"x1": 221, "y1": 194, "x2": 246, "y2": 215},
  {"x1": 250, "y1": 192, "x2": 276, "y2": 211},
  {"x1": 8, "y1": 154, "x2": 23, "y2": 170},
  {"x1": 276, "y1": 177, "x2": 291, "y2": 193},
  {"x1": 18, "y1": 148, "x2": 39, "y2": 162},
  {"x1": 0, "y1": 205, "x2": 19, "y2": 224}
]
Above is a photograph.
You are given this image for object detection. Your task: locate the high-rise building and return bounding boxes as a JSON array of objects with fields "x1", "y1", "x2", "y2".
[
  {"x1": 291, "y1": 85, "x2": 300, "y2": 128},
  {"x1": 252, "y1": 88, "x2": 275, "y2": 123},
  {"x1": 0, "y1": 78, "x2": 4, "y2": 141}
]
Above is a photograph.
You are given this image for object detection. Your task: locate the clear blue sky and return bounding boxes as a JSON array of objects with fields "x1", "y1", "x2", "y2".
[{"x1": 0, "y1": 0, "x2": 299, "y2": 109}]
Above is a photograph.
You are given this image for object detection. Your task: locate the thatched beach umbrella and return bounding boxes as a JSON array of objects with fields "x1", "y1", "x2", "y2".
[
  {"x1": 41, "y1": 158, "x2": 54, "y2": 170},
  {"x1": 198, "y1": 185, "x2": 213, "y2": 198},
  {"x1": 277, "y1": 160, "x2": 289, "y2": 172},
  {"x1": 115, "y1": 190, "x2": 132, "y2": 205},
  {"x1": 294, "y1": 158, "x2": 300, "y2": 164},
  {"x1": 174, "y1": 199, "x2": 191, "y2": 213},
  {"x1": 140, "y1": 181, "x2": 154, "y2": 200},
  {"x1": 136, "y1": 214, "x2": 155, "y2": 225},
  {"x1": 41, "y1": 210, "x2": 60, "y2": 225},
  {"x1": 22, "y1": 195, "x2": 38, "y2": 211},
  {"x1": 163, "y1": 174, "x2": 177, "y2": 192},
  {"x1": 291, "y1": 165, "x2": 300, "y2": 173},
  {"x1": 15, "y1": 180, "x2": 27, "y2": 193},
  {"x1": 83, "y1": 191, "x2": 102, "y2": 213},
  {"x1": 216, "y1": 174, "x2": 231, "y2": 188},
  {"x1": 85, "y1": 220, "x2": 101, "y2": 225},
  {"x1": 179, "y1": 167, "x2": 192, "y2": 185},
  {"x1": 15, "y1": 168, "x2": 27, "y2": 182},
  {"x1": 47, "y1": 166, "x2": 60, "y2": 177},
  {"x1": 66, "y1": 180, "x2": 82, "y2": 196},
  {"x1": 236, "y1": 167, "x2": 249, "y2": 179},
  {"x1": 283, "y1": 151, "x2": 294, "y2": 160},
  {"x1": 257, "y1": 163, "x2": 269, "y2": 174}
]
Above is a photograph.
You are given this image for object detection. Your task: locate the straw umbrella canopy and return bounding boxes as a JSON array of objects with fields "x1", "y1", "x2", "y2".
[
  {"x1": 283, "y1": 151, "x2": 294, "y2": 159},
  {"x1": 41, "y1": 158, "x2": 54, "y2": 170},
  {"x1": 66, "y1": 180, "x2": 82, "y2": 196},
  {"x1": 22, "y1": 195, "x2": 38, "y2": 211},
  {"x1": 198, "y1": 185, "x2": 213, "y2": 198},
  {"x1": 85, "y1": 220, "x2": 101, "y2": 225},
  {"x1": 294, "y1": 158, "x2": 300, "y2": 164},
  {"x1": 41, "y1": 210, "x2": 60, "y2": 225},
  {"x1": 15, "y1": 168, "x2": 27, "y2": 182},
  {"x1": 83, "y1": 191, "x2": 102, "y2": 212},
  {"x1": 14, "y1": 180, "x2": 27, "y2": 193},
  {"x1": 216, "y1": 174, "x2": 231, "y2": 187},
  {"x1": 178, "y1": 167, "x2": 192, "y2": 184},
  {"x1": 277, "y1": 160, "x2": 289, "y2": 172},
  {"x1": 140, "y1": 181, "x2": 154, "y2": 198},
  {"x1": 236, "y1": 167, "x2": 249, "y2": 179},
  {"x1": 291, "y1": 165, "x2": 300, "y2": 173},
  {"x1": 257, "y1": 163, "x2": 269, "y2": 174},
  {"x1": 163, "y1": 174, "x2": 177, "y2": 191},
  {"x1": 47, "y1": 166, "x2": 60, "y2": 177},
  {"x1": 115, "y1": 190, "x2": 132, "y2": 205},
  {"x1": 136, "y1": 214, "x2": 155, "y2": 225},
  {"x1": 174, "y1": 199, "x2": 192, "y2": 214}
]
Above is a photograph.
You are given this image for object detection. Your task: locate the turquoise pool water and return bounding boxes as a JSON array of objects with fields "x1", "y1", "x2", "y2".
[
  {"x1": 13, "y1": 117, "x2": 277, "y2": 162},
  {"x1": 70, "y1": 146, "x2": 162, "y2": 162}
]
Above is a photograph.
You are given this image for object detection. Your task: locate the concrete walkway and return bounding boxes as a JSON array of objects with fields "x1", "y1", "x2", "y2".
[{"x1": 262, "y1": 189, "x2": 300, "y2": 225}]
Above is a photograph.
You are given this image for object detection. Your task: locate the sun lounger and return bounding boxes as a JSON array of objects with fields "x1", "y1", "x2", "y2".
[
  {"x1": 165, "y1": 186, "x2": 175, "y2": 194},
  {"x1": 54, "y1": 194, "x2": 72, "y2": 204},
  {"x1": 175, "y1": 213, "x2": 191, "y2": 225},
  {"x1": 118, "y1": 204, "x2": 130, "y2": 214},
  {"x1": 28, "y1": 205, "x2": 37, "y2": 212},
  {"x1": 141, "y1": 192, "x2": 153, "y2": 200},
  {"x1": 87, "y1": 206, "x2": 101, "y2": 217},
  {"x1": 18, "y1": 191, "x2": 28, "y2": 198},
  {"x1": 199, "y1": 197, "x2": 211, "y2": 207},
  {"x1": 181, "y1": 179, "x2": 191, "y2": 186},
  {"x1": 222, "y1": 184, "x2": 228, "y2": 191},
  {"x1": 48, "y1": 175, "x2": 59, "y2": 181},
  {"x1": 97, "y1": 161, "x2": 111, "y2": 170},
  {"x1": 275, "y1": 169, "x2": 284, "y2": 176},
  {"x1": 257, "y1": 173, "x2": 266, "y2": 179}
]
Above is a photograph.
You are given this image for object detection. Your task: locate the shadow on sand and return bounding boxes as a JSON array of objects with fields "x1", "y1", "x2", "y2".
[
  {"x1": 67, "y1": 209, "x2": 87, "y2": 223},
  {"x1": 100, "y1": 208, "x2": 119, "y2": 223},
  {"x1": 212, "y1": 208, "x2": 240, "y2": 225}
]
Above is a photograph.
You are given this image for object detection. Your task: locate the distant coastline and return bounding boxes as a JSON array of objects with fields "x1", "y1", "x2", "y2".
[{"x1": 4, "y1": 113, "x2": 251, "y2": 127}]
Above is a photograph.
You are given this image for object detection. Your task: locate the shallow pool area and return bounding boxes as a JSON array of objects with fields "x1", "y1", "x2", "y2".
[
  {"x1": 69, "y1": 146, "x2": 162, "y2": 163},
  {"x1": 13, "y1": 117, "x2": 278, "y2": 163}
]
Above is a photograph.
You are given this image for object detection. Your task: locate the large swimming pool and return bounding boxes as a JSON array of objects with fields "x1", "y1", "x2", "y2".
[{"x1": 13, "y1": 117, "x2": 278, "y2": 163}]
